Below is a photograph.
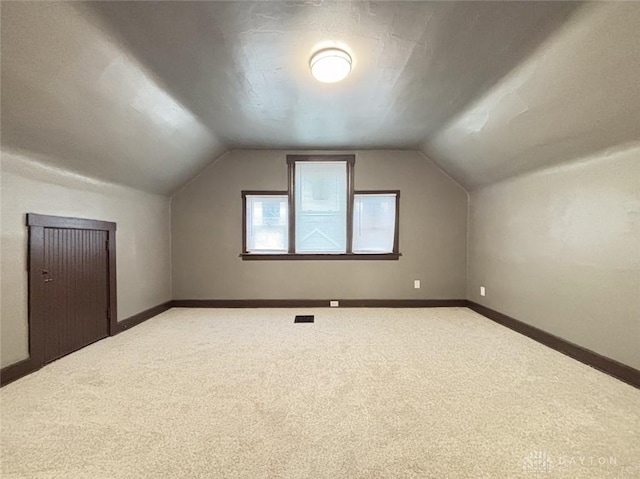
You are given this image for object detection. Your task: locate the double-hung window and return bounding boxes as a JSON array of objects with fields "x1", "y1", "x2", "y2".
[
  {"x1": 294, "y1": 160, "x2": 348, "y2": 253},
  {"x1": 244, "y1": 193, "x2": 288, "y2": 254},
  {"x1": 242, "y1": 155, "x2": 399, "y2": 259},
  {"x1": 352, "y1": 192, "x2": 398, "y2": 254}
]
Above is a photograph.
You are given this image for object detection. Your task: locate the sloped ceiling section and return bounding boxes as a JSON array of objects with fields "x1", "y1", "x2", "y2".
[
  {"x1": 422, "y1": 2, "x2": 640, "y2": 189},
  {"x1": 1, "y1": 1, "x2": 225, "y2": 195},
  {"x1": 3, "y1": 1, "x2": 636, "y2": 194}
]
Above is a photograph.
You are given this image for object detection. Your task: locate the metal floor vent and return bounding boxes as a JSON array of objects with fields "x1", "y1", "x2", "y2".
[{"x1": 294, "y1": 315, "x2": 314, "y2": 323}]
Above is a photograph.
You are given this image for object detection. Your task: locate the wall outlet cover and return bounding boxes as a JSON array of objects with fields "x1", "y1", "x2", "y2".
[
  {"x1": 480, "y1": 286, "x2": 486, "y2": 296},
  {"x1": 414, "y1": 280, "x2": 421, "y2": 289},
  {"x1": 330, "y1": 300, "x2": 339, "y2": 307}
]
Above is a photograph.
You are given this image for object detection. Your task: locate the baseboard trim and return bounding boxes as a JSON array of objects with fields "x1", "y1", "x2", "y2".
[
  {"x1": 113, "y1": 301, "x2": 173, "y2": 334},
  {"x1": 4, "y1": 300, "x2": 636, "y2": 390},
  {"x1": 172, "y1": 299, "x2": 467, "y2": 308},
  {"x1": 1, "y1": 301, "x2": 173, "y2": 387},
  {"x1": 0, "y1": 357, "x2": 40, "y2": 387},
  {"x1": 467, "y1": 301, "x2": 640, "y2": 389},
  {"x1": 338, "y1": 299, "x2": 468, "y2": 307}
]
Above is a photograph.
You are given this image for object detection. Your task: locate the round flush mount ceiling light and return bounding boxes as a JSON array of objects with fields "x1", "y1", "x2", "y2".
[{"x1": 310, "y1": 48, "x2": 352, "y2": 83}]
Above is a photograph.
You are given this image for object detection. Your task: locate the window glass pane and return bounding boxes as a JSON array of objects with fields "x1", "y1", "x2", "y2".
[
  {"x1": 352, "y1": 194, "x2": 396, "y2": 253},
  {"x1": 295, "y1": 162, "x2": 347, "y2": 253},
  {"x1": 246, "y1": 195, "x2": 288, "y2": 253}
]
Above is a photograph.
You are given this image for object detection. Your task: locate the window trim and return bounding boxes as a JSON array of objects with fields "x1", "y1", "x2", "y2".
[
  {"x1": 240, "y1": 156, "x2": 400, "y2": 261},
  {"x1": 286, "y1": 154, "x2": 355, "y2": 254},
  {"x1": 240, "y1": 253, "x2": 400, "y2": 261},
  {"x1": 353, "y1": 190, "x2": 401, "y2": 255},
  {"x1": 241, "y1": 190, "x2": 288, "y2": 255}
]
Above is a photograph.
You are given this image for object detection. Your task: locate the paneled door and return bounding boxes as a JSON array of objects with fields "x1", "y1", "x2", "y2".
[
  {"x1": 41, "y1": 228, "x2": 109, "y2": 362},
  {"x1": 28, "y1": 214, "x2": 117, "y2": 366}
]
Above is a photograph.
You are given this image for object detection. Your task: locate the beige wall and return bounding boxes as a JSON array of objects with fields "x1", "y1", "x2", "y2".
[
  {"x1": 467, "y1": 146, "x2": 640, "y2": 369},
  {"x1": 1, "y1": 150, "x2": 172, "y2": 367},
  {"x1": 172, "y1": 150, "x2": 468, "y2": 301}
]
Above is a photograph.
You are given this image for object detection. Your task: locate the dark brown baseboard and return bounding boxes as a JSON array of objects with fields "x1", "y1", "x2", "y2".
[
  {"x1": 4, "y1": 300, "x2": 637, "y2": 390},
  {"x1": 1, "y1": 301, "x2": 173, "y2": 387},
  {"x1": 113, "y1": 301, "x2": 173, "y2": 334},
  {"x1": 172, "y1": 299, "x2": 467, "y2": 308},
  {"x1": 0, "y1": 357, "x2": 41, "y2": 387},
  {"x1": 467, "y1": 301, "x2": 640, "y2": 389},
  {"x1": 338, "y1": 299, "x2": 467, "y2": 308}
]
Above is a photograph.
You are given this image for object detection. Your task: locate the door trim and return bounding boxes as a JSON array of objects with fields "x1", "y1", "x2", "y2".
[{"x1": 26, "y1": 214, "x2": 118, "y2": 367}]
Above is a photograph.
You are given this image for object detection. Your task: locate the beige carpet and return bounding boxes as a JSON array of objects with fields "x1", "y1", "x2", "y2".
[{"x1": 1, "y1": 307, "x2": 639, "y2": 478}]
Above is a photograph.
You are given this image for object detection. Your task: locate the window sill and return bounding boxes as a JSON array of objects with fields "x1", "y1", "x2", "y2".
[{"x1": 240, "y1": 253, "x2": 401, "y2": 261}]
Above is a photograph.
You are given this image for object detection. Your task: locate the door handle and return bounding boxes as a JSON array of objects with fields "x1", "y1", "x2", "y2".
[{"x1": 44, "y1": 278, "x2": 53, "y2": 283}]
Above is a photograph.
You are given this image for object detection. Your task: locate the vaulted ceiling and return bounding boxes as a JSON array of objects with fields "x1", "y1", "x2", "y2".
[{"x1": 2, "y1": 1, "x2": 638, "y2": 194}]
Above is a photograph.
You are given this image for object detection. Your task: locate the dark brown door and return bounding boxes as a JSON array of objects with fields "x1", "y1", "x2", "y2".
[{"x1": 41, "y1": 228, "x2": 109, "y2": 363}]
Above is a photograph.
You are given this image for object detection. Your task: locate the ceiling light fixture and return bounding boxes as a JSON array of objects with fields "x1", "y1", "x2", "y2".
[{"x1": 310, "y1": 48, "x2": 352, "y2": 83}]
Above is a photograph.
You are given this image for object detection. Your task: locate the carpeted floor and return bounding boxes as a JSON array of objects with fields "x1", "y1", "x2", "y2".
[{"x1": 1, "y1": 307, "x2": 639, "y2": 478}]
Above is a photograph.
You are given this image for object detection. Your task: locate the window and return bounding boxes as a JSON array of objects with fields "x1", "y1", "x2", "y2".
[
  {"x1": 352, "y1": 193, "x2": 398, "y2": 254},
  {"x1": 241, "y1": 155, "x2": 400, "y2": 260},
  {"x1": 243, "y1": 193, "x2": 288, "y2": 254},
  {"x1": 295, "y1": 161, "x2": 347, "y2": 253}
]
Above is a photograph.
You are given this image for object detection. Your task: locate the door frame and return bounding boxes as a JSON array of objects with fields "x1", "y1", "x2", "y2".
[{"x1": 26, "y1": 213, "x2": 117, "y2": 367}]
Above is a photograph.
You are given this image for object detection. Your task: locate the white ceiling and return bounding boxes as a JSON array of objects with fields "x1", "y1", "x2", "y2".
[{"x1": 1, "y1": 1, "x2": 638, "y2": 194}]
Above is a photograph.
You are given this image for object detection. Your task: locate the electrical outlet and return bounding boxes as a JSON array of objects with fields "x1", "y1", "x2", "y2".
[
  {"x1": 480, "y1": 286, "x2": 486, "y2": 297},
  {"x1": 414, "y1": 280, "x2": 421, "y2": 289},
  {"x1": 330, "y1": 300, "x2": 339, "y2": 307}
]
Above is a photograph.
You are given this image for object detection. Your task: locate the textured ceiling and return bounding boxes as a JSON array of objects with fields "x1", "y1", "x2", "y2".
[
  {"x1": 1, "y1": 1, "x2": 637, "y2": 194},
  {"x1": 1, "y1": 1, "x2": 224, "y2": 195},
  {"x1": 423, "y1": 2, "x2": 640, "y2": 188}
]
